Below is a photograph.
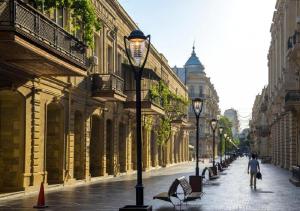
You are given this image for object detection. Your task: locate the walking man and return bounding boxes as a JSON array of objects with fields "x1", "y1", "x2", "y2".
[{"x1": 248, "y1": 154, "x2": 260, "y2": 189}]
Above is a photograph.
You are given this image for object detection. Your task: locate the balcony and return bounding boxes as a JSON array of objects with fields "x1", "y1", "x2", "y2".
[
  {"x1": 124, "y1": 90, "x2": 165, "y2": 115},
  {"x1": 92, "y1": 73, "x2": 126, "y2": 102},
  {"x1": 0, "y1": 0, "x2": 87, "y2": 76},
  {"x1": 287, "y1": 31, "x2": 300, "y2": 63},
  {"x1": 171, "y1": 114, "x2": 188, "y2": 125},
  {"x1": 285, "y1": 90, "x2": 300, "y2": 109}
]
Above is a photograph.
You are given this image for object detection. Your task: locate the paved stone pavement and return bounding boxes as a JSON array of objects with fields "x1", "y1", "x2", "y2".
[{"x1": 0, "y1": 157, "x2": 300, "y2": 211}]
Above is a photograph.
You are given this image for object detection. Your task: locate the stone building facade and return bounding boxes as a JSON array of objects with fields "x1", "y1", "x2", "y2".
[
  {"x1": 251, "y1": 0, "x2": 300, "y2": 170},
  {"x1": 0, "y1": 0, "x2": 190, "y2": 194},
  {"x1": 173, "y1": 47, "x2": 220, "y2": 159},
  {"x1": 249, "y1": 87, "x2": 271, "y2": 159},
  {"x1": 224, "y1": 108, "x2": 240, "y2": 139}
]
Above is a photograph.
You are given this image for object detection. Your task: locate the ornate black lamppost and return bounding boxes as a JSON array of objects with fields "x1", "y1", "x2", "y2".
[
  {"x1": 210, "y1": 119, "x2": 218, "y2": 168},
  {"x1": 120, "y1": 29, "x2": 151, "y2": 211},
  {"x1": 189, "y1": 98, "x2": 204, "y2": 192},
  {"x1": 218, "y1": 126, "x2": 224, "y2": 164},
  {"x1": 192, "y1": 98, "x2": 204, "y2": 176},
  {"x1": 224, "y1": 133, "x2": 228, "y2": 161}
]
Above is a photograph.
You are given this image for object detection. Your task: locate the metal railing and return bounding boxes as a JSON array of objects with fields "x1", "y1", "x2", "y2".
[
  {"x1": 0, "y1": 0, "x2": 87, "y2": 68},
  {"x1": 285, "y1": 90, "x2": 300, "y2": 102},
  {"x1": 92, "y1": 73, "x2": 125, "y2": 93}
]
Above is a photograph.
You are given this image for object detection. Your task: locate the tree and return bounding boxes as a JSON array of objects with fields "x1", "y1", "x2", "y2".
[
  {"x1": 149, "y1": 81, "x2": 189, "y2": 145},
  {"x1": 218, "y1": 116, "x2": 233, "y2": 155}
]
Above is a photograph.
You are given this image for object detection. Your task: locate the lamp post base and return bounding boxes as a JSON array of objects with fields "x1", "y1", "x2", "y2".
[
  {"x1": 189, "y1": 175, "x2": 203, "y2": 192},
  {"x1": 119, "y1": 205, "x2": 152, "y2": 211}
]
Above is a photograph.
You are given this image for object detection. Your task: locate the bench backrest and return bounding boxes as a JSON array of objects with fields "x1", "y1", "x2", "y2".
[
  {"x1": 177, "y1": 176, "x2": 192, "y2": 196},
  {"x1": 168, "y1": 178, "x2": 180, "y2": 197},
  {"x1": 208, "y1": 167, "x2": 215, "y2": 177}
]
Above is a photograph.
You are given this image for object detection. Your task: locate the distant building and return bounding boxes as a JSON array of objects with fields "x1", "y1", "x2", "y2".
[
  {"x1": 249, "y1": 87, "x2": 270, "y2": 158},
  {"x1": 173, "y1": 46, "x2": 220, "y2": 158},
  {"x1": 224, "y1": 108, "x2": 240, "y2": 138}
]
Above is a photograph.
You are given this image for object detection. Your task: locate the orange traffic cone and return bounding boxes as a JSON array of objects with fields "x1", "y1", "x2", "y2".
[{"x1": 33, "y1": 182, "x2": 48, "y2": 208}]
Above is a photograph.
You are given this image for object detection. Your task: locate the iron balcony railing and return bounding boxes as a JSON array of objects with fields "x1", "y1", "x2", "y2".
[
  {"x1": 92, "y1": 73, "x2": 125, "y2": 93},
  {"x1": 0, "y1": 0, "x2": 87, "y2": 68},
  {"x1": 285, "y1": 90, "x2": 300, "y2": 102}
]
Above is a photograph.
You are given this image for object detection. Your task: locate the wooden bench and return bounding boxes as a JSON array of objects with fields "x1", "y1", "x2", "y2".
[{"x1": 153, "y1": 177, "x2": 203, "y2": 209}]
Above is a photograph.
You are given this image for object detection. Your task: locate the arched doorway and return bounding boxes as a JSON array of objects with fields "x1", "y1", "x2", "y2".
[
  {"x1": 90, "y1": 115, "x2": 104, "y2": 177},
  {"x1": 74, "y1": 111, "x2": 85, "y2": 180},
  {"x1": 118, "y1": 123, "x2": 126, "y2": 173},
  {"x1": 0, "y1": 91, "x2": 25, "y2": 193},
  {"x1": 106, "y1": 119, "x2": 114, "y2": 175},
  {"x1": 46, "y1": 103, "x2": 64, "y2": 184}
]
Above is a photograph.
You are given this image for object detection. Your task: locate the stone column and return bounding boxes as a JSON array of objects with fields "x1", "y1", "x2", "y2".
[
  {"x1": 66, "y1": 103, "x2": 75, "y2": 184},
  {"x1": 30, "y1": 85, "x2": 42, "y2": 187},
  {"x1": 113, "y1": 116, "x2": 118, "y2": 175},
  {"x1": 127, "y1": 116, "x2": 132, "y2": 171},
  {"x1": 142, "y1": 126, "x2": 149, "y2": 170},
  {"x1": 280, "y1": 116, "x2": 284, "y2": 167},
  {"x1": 290, "y1": 111, "x2": 298, "y2": 167},
  {"x1": 84, "y1": 116, "x2": 91, "y2": 181},
  {"x1": 169, "y1": 132, "x2": 174, "y2": 164}
]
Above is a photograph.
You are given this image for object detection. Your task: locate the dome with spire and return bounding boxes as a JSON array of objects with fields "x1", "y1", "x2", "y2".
[{"x1": 184, "y1": 46, "x2": 205, "y2": 72}]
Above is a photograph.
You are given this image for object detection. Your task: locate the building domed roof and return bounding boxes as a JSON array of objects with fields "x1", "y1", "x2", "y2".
[{"x1": 185, "y1": 46, "x2": 205, "y2": 70}]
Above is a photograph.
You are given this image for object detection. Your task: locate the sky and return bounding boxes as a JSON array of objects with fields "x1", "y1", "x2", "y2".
[{"x1": 118, "y1": 0, "x2": 276, "y2": 129}]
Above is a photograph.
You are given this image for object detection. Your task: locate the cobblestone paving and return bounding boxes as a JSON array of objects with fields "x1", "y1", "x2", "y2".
[{"x1": 0, "y1": 158, "x2": 299, "y2": 210}]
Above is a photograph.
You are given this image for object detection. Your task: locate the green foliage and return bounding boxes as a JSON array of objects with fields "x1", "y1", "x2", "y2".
[
  {"x1": 149, "y1": 81, "x2": 189, "y2": 145},
  {"x1": 32, "y1": 0, "x2": 101, "y2": 47},
  {"x1": 218, "y1": 115, "x2": 234, "y2": 154},
  {"x1": 155, "y1": 118, "x2": 171, "y2": 146}
]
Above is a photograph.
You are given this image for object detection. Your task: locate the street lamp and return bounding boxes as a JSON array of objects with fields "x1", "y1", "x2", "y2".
[
  {"x1": 192, "y1": 98, "x2": 204, "y2": 176},
  {"x1": 226, "y1": 136, "x2": 230, "y2": 161},
  {"x1": 210, "y1": 118, "x2": 218, "y2": 167},
  {"x1": 224, "y1": 133, "x2": 228, "y2": 161},
  {"x1": 218, "y1": 126, "x2": 224, "y2": 164},
  {"x1": 121, "y1": 29, "x2": 151, "y2": 210},
  {"x1": 189, "y1": 98, "x2": 204, "y2": 193}
]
